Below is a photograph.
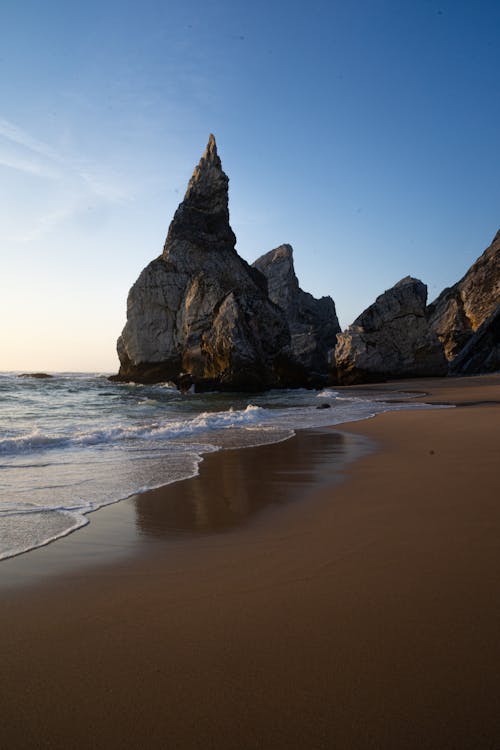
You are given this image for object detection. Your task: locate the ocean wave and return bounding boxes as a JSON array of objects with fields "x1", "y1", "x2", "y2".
[
  {"x1": 0, "y1": 374, "x2": 447, "y2": 562},
  {"x1": 0, "y1": 430, "x2": 72, "y2": 454},
  {"x1": 0, "y1": 404, "x2": 267, "y2": 455}
]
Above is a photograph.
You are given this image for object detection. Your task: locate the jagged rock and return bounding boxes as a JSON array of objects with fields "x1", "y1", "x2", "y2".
[
  {"x1": 449, "y1": 305, "x2": 500, "y2": 375},
  {"x1": 112, "y1": 135, "x2": 291, "y2": 391},
  {"x1": 427, "y1": 230, "x2": 500, "y2": 360},
  {"x1": 335, "y1": 277, "x2": 447, "y2": 384},
  {"x1": 253, "y1": 244, "x2": 340, "y2": 380}
]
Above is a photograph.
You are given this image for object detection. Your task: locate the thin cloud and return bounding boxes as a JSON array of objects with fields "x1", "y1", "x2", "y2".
[
  {"x1": 0, "y1": 115, "x2": 131, "y2": 243},
  {"x1": 0, "y1": 115, "x2": 129, "y2": 199},
  {"x1": 0, "y1": 148, "x2": 62, "y2": 179},
  {"x1": 0, "y1": 117, "x2": 59, "y2": 161},
  {"x1": 6, "y1": 206, "x2": 76, "y2": 244}
]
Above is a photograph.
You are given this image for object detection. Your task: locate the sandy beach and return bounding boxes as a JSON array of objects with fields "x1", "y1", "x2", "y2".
[{"x1": 1, "y1": 375, "x2": 500, "y2": 749}]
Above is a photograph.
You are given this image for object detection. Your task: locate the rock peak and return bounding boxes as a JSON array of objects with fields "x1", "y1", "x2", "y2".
[
  {"x1": 180, "y1": 134, "x2": 227, "y2": 207},
  {"x1": 254, "y1": 243, "x2": 294, "y2": 268},
  {"x1": 163, "y1": 135, "x2": 235, "y2": 258},
  {"x1": 205, "y1": 133, "x2": 218, "y2": 159},
  {"x1": 185, "y1": 134, "x2": 222, "y2": 196},
  {"x1": 395, "y1": 275, "x2": 420, "y2": 288}
]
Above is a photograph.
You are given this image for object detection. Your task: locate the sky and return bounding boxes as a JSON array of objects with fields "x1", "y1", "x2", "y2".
[{"x1": 1, "y1": 0, "x2": 499, "y2": 371}]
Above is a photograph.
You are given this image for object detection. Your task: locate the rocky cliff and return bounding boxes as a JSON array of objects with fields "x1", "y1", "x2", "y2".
[
  {"x1": 253, "y1": 244, "x2": 340, "y2": 378},
  {"x1": 449, "y1": 306, "x2": 500, "y2": 375},
  {"x1": 335, "y1": 277, "x2": 447, "y2": 384},
  {"x1": 427, "y1": 230, "x2": 500, "y2": 361},
  {"x1": 113, "y1": 136, "x2": 292, "y2": 391}
]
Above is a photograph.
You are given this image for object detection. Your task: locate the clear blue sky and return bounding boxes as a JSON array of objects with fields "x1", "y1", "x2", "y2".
[{"x1": 1, "y1": 0, "x2": 499, "y2": 371}]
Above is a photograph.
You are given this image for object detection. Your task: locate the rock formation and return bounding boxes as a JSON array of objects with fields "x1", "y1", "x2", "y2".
[
  {"x1": 449, "y1": 306, "x2": 500, "y2": 375},
  {"x1": 113, "y1": 135, "x2": 293, "y2": 391},
  {"x1": 427, "y1": 230, "x2": 500, "y2": 361},
  {"x1": 113, "y1": 134, "x2": 498, "y2": 390},
  {"x1": 253, "y1": 244, "x2": 340, "y2": 379},
  {"x1": 335, "y1": 277, "x2": 447, "y2": 384}
]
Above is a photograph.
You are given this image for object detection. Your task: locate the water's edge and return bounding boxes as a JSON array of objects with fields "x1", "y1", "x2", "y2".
[{"x1": 0, "y1": 373, "x2": 448, "y2": 564}]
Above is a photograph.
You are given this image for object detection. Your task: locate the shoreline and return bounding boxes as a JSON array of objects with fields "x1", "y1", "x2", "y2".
[
  {"x1": 0, "y1": 426, "x2": 373, "y2": 590},
  {"x1": 2, "y1": 374, "x2": 500, "y2": 749},
  {"x1": 0, "y1": 373, "x2": 436, "y2": 579}
]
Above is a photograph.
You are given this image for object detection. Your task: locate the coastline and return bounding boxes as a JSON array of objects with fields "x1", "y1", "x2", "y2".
[
  {"x1": 0, "y1": 426, "x2": 372, "y2": 589},
  {"x1": 1, "y1": 374, "x2": 500, "y2": 749}
]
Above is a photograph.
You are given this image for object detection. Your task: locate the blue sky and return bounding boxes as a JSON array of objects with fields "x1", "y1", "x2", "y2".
[{"x1": 1, "y1": 0, "x2": 499, "y2": 370}]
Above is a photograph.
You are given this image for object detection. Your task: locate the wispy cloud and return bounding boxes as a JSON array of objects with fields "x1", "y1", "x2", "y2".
[
  {"x1": 0, "y1": 148, "x2": 62, "y2": 179},
  {"x1": 7, "y1": 206, "x2": 77, "y2": 244},
  {"x1": 0, "y1": 117, "x2": 59, "y2": 161},
  {"x1": 0, "y1": 116, "x2": 130, "y2": 243}
]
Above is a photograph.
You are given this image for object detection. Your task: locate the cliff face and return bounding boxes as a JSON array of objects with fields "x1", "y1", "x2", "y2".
[
  {"x1": 253, "y1": 244, "x2": 340, "y2": 377},
  {"x1": 449, "y1": 306, "x2": 500, "y2": 375},
  {"x1": 114, "y1": 136, "x2": 291, "y2": 391},
  {"x1": 335, "y1": 277, "x2": 447, "y2": 385},
  {"x1": 427, "y1": 231, "x2": 500, "y2": 361}
]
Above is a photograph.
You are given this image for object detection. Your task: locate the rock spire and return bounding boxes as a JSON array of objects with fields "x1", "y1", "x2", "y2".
[{"x1": 113, "y1": 135, "x2": 291, "y2": 390}]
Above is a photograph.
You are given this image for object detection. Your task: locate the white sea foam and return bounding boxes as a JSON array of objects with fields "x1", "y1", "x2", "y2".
[
  {"x1": 0, "y1": 404, "x2": 267, "y2": 455},
  {"x1": 0, "y1": 373, "x2": 448, "y2": 560}
]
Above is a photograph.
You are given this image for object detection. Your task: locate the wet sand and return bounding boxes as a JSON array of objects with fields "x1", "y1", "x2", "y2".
[{"x1": 1, "y1": 375, "x2": 500, "y2": 749}]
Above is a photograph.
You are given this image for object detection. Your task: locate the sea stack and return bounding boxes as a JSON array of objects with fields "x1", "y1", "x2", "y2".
[
  {"x1": 335, "y1": 277, "x2": 447, "y2": 384},
  {"x1": 113, "y1": 135, "x2": 291, "y2": 391},
  {"x1": 253, "y1": 244, "x2": 340, "y2": 380}
]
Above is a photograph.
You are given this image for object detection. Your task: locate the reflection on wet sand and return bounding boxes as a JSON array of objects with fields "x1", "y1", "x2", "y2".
[
  {"x1": 133, "y1": 429, "x2": 370, "y2": 539},
  {"x1": 0, "y1": 429, "x2": 370, "y2": 588}
]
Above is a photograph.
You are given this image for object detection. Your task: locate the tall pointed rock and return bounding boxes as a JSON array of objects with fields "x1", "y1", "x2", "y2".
[
  {"x1": 112, "y1": 136, "x2": 290, "y2": 390},
  {"x1": 162, "y1": 134, "x2": 236, "y2": 259}
]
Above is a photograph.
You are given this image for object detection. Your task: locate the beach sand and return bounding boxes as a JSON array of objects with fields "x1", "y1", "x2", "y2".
[{"x1": 1, "y1": 375, "x2": 500, "y2": 749}]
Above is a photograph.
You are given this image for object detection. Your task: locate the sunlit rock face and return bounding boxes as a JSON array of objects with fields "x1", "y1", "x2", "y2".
[
  {"x1": 334, "y1": 277, "x2": 447, "y2": 384},
  {"x1": 253, "y1": 244, "x2": 340, "y2": 380},
  {"x1": 449, "y1": 305, "x2": 500, "y2": 375},
  {"x1": 427, "y1": 230, "x2": 500, "y2": 362},
  {"x1": 113, "y1": 135, "x2": 291, "y2": 391}
]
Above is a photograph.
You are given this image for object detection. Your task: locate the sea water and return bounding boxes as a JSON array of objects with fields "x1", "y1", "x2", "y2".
[{"x1": 0, "y1": 372, "x2": 436, "y2": 560}]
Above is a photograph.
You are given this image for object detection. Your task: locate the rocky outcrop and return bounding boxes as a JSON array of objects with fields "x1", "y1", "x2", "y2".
[
  {"x1": 116, "y1": 133, "x2": 500, "y2": 390},
  {"x1": 113, "y1": 135, "x2": 292, "y2": 391},
  {"x1": 449, "y1": 306, "x2": 500, "y2": 375},
  {"x1": 335, "y1": 277, "x2": 447, "y2": 384},
  {"x1": 252, "y1": 244, "x2": 340, "y2": 379},
  {"x1": 427, "y1": 230, "x2": 500, "y2": 360}
]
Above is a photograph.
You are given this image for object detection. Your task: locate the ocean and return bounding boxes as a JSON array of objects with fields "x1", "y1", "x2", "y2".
[{"x1": 0, "y1": 372, "x2": 436, "y2": 560}]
